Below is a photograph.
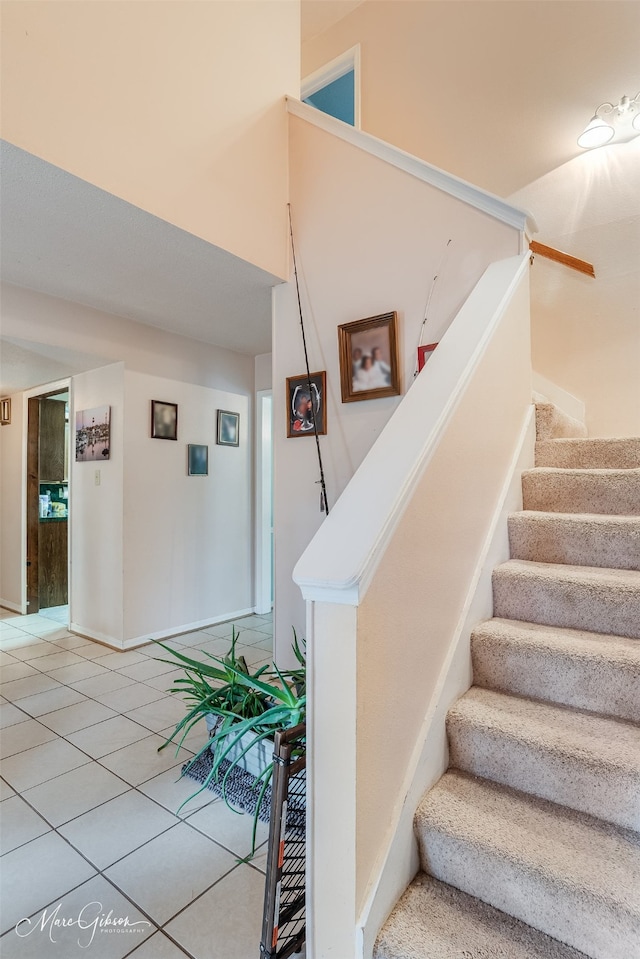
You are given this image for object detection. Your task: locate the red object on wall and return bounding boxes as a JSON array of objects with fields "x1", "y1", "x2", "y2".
[{"x1": 417, "y1": 342, "x2": 438, "y2": 372}]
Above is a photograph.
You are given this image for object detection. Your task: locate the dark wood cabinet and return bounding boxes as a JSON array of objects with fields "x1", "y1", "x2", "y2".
[
  {"x1": 39, "y1": 520, "x2": 68, "y2": 608},
  {"x1": 39, "y1": 398, "x2": 66, "y2": 481}
]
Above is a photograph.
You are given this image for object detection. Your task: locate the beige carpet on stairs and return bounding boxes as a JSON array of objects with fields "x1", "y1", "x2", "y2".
[{"x1": 374, "y1": 402, "x2": 640, "y2": 959}]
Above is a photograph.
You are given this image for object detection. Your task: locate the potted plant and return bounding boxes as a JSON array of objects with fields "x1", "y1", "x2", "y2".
[{"x1": 155, "y1": 627, "x2": 305, "y2": 856}]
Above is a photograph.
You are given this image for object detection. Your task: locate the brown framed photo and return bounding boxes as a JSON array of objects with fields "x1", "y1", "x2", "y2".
[
  {"x1": 151, "y1": 400, "x2": 178, "y2": 440},
  {"x1": 217, "y1": 410, "x2": 240, "y2": 447},
  {"x1": 0, "y1": 398, "x2": 11, "y2": 425},
  {"x1": 338, "y1": 311, "x2": 400, "y2": 403},
  {"x1": 286, "y1": 371, "x2": 327, "y2": 438}
]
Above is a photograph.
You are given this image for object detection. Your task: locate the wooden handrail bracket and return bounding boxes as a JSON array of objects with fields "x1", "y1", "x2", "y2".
[{"x1": 530, "y1": 240, "x2": 595, "y2": 278}]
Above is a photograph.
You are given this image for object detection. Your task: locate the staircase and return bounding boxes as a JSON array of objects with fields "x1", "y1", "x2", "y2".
[{"x1": 374, "y1": 402, "x2": 640, "y2": 959}]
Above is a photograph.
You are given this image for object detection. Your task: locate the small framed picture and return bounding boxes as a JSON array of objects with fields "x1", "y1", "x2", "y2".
[
  {"x1": 0, "y1": 398, "x2": 11, "y2": 425},
  {"x1": 187, "y1": 444, "x2": 209, "y2": 476},
  {"x1": 286, "y1": 371, "x2": 327, "y2": 438},
  {"x1": 338, "y1": 311, "x2": 401, "y2": 403},
  {"x1": 76, "y1": 405, "x2": 111, "y2": 461},
  {"x1": 417, "y1": 342, "x2": 439, "y2": 372},
  {"x1": 217, "y1": 410, "x2": 240, "y2": 447},
  {"x1": 151, "y1": 400, "x2": 178, "y2": 440}
]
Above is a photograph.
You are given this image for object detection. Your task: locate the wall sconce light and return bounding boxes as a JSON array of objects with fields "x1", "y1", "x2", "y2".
[{"x1": 578, "y1": 93, "x2": 640, "y2": 149}]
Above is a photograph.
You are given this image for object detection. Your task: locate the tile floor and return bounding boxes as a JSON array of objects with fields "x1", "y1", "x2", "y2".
[{"x1": 0, "y1": 606, "x2": 278, "y2": 959}]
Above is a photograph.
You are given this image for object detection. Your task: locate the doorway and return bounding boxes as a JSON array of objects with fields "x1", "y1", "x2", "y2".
[
  {"x1": 26, "y1": 385, "x2": 70, "y2": 619},
  {"x1": 301, "y1": 45, "x2": 361, "y2": 128},
  {"x1": 255, "y1": 390, "x2": 273, "y2": 614}
]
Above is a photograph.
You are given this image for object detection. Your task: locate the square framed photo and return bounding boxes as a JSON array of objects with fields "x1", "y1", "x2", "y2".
[
  {"x1": 75, "y1": 405, "x2": 111, "y2": 461},
  {"x1": 338, "y1": 311, "x2": 401, "y2": 403},
  {"x1": 217, "y1": 410, "x2": 240, "y2": 447},
  {"x1": 151, "y1": 400, "x2": 178, "y2": 440},
  {"x1": 417, "y1": 342, "x2": 439, "y2": 372},
  {"x1": 1, "y1": 398, "x2": 11, "y2": 425},
  {"x1": 286, "y1": 371, "x2": 327, "y2": 438},
  {"x1": 187, "y1": 444, "x2": 209, "y2": 476}
]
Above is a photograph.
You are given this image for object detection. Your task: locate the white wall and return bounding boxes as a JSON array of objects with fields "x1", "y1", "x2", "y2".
[
  {"x1": 255, "y1": 352, "x2": 273, "y2": 393},
  {"x1": 122, "y1": 370, "x2": 253, "y2": 644},
  {"x1": 1, "y1": 0, "x2": 300, "y2": 278},
  {"x1": 272, "y1": 112, "x2": 520, "y2": 658},
  {"x1": 71, "y1": 364, "x2": 125, "y2": 644},
  {"x1": 0, "y1": 394, "x2": 24, "y2": 610}
]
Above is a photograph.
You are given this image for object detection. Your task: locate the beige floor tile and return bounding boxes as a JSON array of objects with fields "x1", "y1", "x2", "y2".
[
  {"x1": 116, "y1": 659, "x2": 177, "y2": 682},
  {"x1": 2, "y1": 640, "x2": 60, "y2": 661},
  {"x1": 12, "y1": 685, "x2": 86, "y2": 717},
  {"x1": 122, "y1": 931, "x2": 189, "y2": 959},
  {"x1": 0, "y1": 737, "x2": 91, "y2": 792},
  {"x1": 60, "y1": 789, "x2": 177, "y2": 868},
  {"x1": 0, "y1": 673, "x2": 61, "y2": 702},
  {"x1": 27, "y1": 649, "x2": 88, "y2": 673},
  {"x1": 200, "y1": 622, "x2": 236, "y2": 639},
  {"x1": 67, "y1": 715, "x2": 150, "y2": 759},
  {"x1": 22, "y1": 761, "x2": 129, "y2": 827},
  {"x1": 0, "y1": 718, "x2": 57, "y2": 758},
  {"x1": 93, "y1": 650, "x2": 149, "y2": 670},
  {"x1": 2, "y1": 874, "x2": 155, "y2": 958},
  {"x1": 164, "y1": 863, "x2": 266, "y2": 959},
  {"x1": 98, "y1": 733, "x2": 190, "y2": 787},
  {"x1": 141, "y1": 671, "x2": 183, "y2": 692},
  {"x1": 124, "y1": 696, "x2": 187, "y2": 734},
  {"x1": 105, "y1": 822, "x2": 236, "y2": 925},
  {"x1": 46, "y1": 660, "x2": 110, "y2": 684},
  {"x1": 73, "y1": 641, "x2": 127, "y2": 660},
  {"x1": 93, "y1": 681, "x2": 165, "y2": 713},
  {"x1": 0, "y1": 795, "x2": 51, "y2": 854},
  {"x1": 234, "y1": 644, "x2": 274, "y2": 667},
  {"x1": 0, "y1": 701, "x2": 31, "y2": 728},
  {"x1": 70, "y1": 672, "x2": 136, "y2": 697},
  {"x1": 0, "y1": 779, "x2": 16, "y2": 801},
  {"x1": 38, "y1": 699, "x2": 118, "y2": 736},
  {"x1": 137, "y1": 766, "x2": 217, "y2": 818},
  {"x1": 158, "y1": 716, "x2": 209, "y2": 756},
  {"x1": 10, "y1": 622, "x2": 71, "y2": 639},
  {"x1": 186, "y1": 799, "x2": 269, "y2": 860},
  {"x1": 0, "y1": 662, "x2": 40, "y2": 684},
  {"x1": 50, "y1": 633, "x2": 98, "y2": 650},
  {"x1": 0, "y1": 831, "x2": 96, "y2": 935},
  {"x1": 0, "y1": 650, "x2": 17, "y2": 666},
  {"x1": 234, "y1": 629, "x2": 274, "y2": 646}
]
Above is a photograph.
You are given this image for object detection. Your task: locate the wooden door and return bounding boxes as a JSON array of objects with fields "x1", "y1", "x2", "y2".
[
  {"x1": 26, "y1": 397, "x2": 40, "y2": 613},
  {"x1": 39, "y1": 398, "x2": 66, "y2": 480}
]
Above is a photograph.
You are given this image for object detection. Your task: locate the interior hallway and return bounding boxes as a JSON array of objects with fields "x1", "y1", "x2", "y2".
[{"x1": 0, "y1": 608, "x2": 274, "y2": 959}]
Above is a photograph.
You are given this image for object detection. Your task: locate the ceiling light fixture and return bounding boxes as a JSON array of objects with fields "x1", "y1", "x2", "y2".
[{"x1": 577, "y1": 93, "x2": 640, "y2": 149}]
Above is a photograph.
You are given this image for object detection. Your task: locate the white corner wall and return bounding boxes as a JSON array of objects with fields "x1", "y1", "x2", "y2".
[
  {"x1": 0, "y1": 394, "x2": 25, "y2": 611},
  {"x1": 122, "y1": 370, "x2": 253, "y2": 644},
  {"x1": 272, "y1": 113, "x2": 521, "y2": 658},
  {"x1": 71, "y1": 363, "x2": 125, "y2": 644}
]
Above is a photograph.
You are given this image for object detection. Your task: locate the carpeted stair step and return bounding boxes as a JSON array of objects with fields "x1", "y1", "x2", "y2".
[
  {"x1": 446, "y1": 687, "x2": 640, "y2": 830},
  {"x1": 374, "y1": 873, "x2": 589, "y2": 959},
  {"x1": 536, "y1": 437, "x2": 640, "y2": 470},
  {"x1": 535, "y1": 402, "x2": 588, "y2": 441},
  {"x1": 508, "y1": 511, "x2": 640, "y2": 570},
  {"x1": 492, "y1": 559, "x2": 640, "y2": 639},
  {"x1": 522, "y1": 467, "x2": 640, "y2": 515},
  {"x1": 471, "y1": 618, "x2": 640, "y2": 723},
  {"x1": 415, "y1": 770, "x2": 640, "y2": 959}
]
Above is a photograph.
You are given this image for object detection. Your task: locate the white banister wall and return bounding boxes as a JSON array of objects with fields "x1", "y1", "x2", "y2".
[{"x1": 295, "y1": 255, "x2": 532, "y2": 957}]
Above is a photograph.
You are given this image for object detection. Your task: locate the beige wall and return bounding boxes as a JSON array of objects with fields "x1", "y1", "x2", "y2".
[
  {"x1": 273, "y1": 111, "x2": 520, "y2": 659},
  {"x1": 302, "y1": 0, "x2": 640, "y2": 437},
  {"x1": 1, "y1": 0, "x2": 300, "y2": 279}
]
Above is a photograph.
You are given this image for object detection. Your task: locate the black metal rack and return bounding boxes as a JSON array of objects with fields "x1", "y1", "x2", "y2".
[{"x1": 259, "y1": 723, "x2": 306, "y2": 959}]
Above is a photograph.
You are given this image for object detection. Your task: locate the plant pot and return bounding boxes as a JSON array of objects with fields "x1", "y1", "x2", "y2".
[{"x1": 205, "y1": 714, "x2": 275, "y2": 780}]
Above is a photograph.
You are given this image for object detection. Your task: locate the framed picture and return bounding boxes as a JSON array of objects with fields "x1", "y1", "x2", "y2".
[
  {"x1": 338, "y1": 311, "x2": 401, "y2": 403},
  {"x1": 187, "y1": 444, "x2": 209, "y2": 476},
  {"x1": 151, "y1": 400, "x2": 178, "y2": 440},
  {"x1": 0, "y1": 398, "x2": 11, "y2": 425},
  {"x1": 76, "y1": 405, "x2": 111, "y2": 461},
  {"x1": 217, "y1": 410, "x2": 240, "y2": 447},
  {"x1": 286, "y1": 371, "x2": 327, "y2": 438},
  {"x1": 417, "y1": 342, "x2": 439, "y2": 372}
]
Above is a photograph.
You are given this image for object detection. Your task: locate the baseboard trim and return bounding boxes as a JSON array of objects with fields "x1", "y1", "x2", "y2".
[
  {"x1": 70, "y1": 607, "x2": 256, "y2": 651},
  {"x1": 0, "y1": 598, "x2": 25, "y2": 614}
]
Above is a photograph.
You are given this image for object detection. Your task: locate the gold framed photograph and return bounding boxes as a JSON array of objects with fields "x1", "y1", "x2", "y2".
[{"x1": 338, "y1": 311, "x2": 401, "y2": 403}]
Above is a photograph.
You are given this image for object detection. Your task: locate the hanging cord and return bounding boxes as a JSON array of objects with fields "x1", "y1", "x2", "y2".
[
  {"x1": 414, "y1": 238, "x2": 452, "y2": 377},
  {"x1": 288, "y1": 204, "x2": 330, "y2": 515}
]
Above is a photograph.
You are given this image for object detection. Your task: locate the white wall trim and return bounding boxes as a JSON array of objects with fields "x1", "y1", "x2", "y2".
[
  {"x1": 255, "y1": 388, "x2": 273, "y2": 615},
  {"x1": 70, "y1": 606, "x2": 256, "y2": 652},
  {"x1": 0, "y1": 598, "x2": 25, "y2": 614},
  {"x1": 357, "y1": 404, "x2": 536, "y2": 957},
  {"x1": 532, "y1": 371, "x2": 586, "y2": 424},
  {"x1": 294, "y1": 254, "x2": 530, "y2": 607},
  {"x1": 287, "y1": 98, "x2": 537, "y2": 234},
  {"x1": 301, "y1": 44, "x2": 362, "y2": 129}
]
